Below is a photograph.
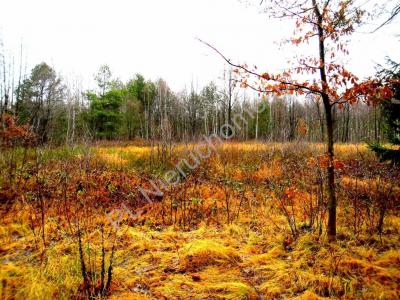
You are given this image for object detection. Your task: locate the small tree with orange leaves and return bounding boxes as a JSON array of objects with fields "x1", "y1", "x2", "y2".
[
  {"x1": 0, "y1": 113, "x2": 36, "y2": 149},
  {"x1": 200, "y1": 0, "x2": 395, "y2": 241},
  {"x1": 0, "y1": 113, "x2": 36, "y2": 202}
]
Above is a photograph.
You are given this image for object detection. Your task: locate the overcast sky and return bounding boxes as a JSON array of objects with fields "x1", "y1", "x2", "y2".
[{"x1": 1, "y1": 0, "x2": 399, "y2": 92}]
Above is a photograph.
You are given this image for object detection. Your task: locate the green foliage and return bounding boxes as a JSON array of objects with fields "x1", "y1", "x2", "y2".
[
  {"x1": 369, "y1": 142, "x2": 400, "y2": 165},
  {"x1": 84, "y1": 71, "x2": 158, "y2": 140},
  {"x1": 123, "y1": 74, "x2": 156, "y2": 139},
  {"x1": 381, "y1": 99, "x2": 400, "y2": 145},
  {"x1": 258, "y1": 99, "x2": 271, "y2": 137},
  {"x1": 247, "y1": 98, "x2": 270, "y2": 139},
  {"x1": 369, "y1": 58, "x2": 400, "y2": 164},
  {"x1": 127, "y1": 74, "x2": 156, "y2": 106},
  {"x1": 86, "y1": 89, "x2": 123, "y2": 139}
]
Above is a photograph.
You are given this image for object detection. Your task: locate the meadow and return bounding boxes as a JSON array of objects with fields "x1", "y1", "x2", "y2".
[{"x1": 0, "y1": 141, "x2": 399, "y2": 299}]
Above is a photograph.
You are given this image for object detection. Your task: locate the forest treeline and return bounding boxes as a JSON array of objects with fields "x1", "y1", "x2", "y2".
[{"x1": 0, "y1": 59, "x2": 386, "y2": 145}]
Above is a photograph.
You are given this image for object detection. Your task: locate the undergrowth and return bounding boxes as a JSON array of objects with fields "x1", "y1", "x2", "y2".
[{"x1": 0, "y1": 142, "x2": 399, "y2": 299}]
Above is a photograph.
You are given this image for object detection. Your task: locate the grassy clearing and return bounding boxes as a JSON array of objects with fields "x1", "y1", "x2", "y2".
[{"x1": 0, "y1": 141, "x2": 399, "y2": 299}]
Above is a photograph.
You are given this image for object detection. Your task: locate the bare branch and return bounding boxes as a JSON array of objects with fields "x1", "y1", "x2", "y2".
[{"x1": 197, "y1": 38, "x2": 323, "y2": 96}]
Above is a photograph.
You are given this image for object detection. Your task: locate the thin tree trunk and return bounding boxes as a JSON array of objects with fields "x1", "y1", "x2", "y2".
[{"x1": 313, "y1": 0, "x2": 337, "y2": 241}]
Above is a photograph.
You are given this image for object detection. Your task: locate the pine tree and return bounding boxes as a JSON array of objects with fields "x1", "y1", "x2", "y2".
[{"x1": 369, "y1": 58, "x2": 400, "y2": 165}]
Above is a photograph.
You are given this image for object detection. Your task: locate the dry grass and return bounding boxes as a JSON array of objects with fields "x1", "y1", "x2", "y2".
[{"x1": 0, "y1": 141, "x2": 399, "y2": 299}]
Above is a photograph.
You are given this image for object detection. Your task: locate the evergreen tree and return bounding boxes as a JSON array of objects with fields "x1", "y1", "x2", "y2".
[
  {"x1": 86, "y1": 89, "x2": 123, "y2": 139},
  {"x1": 369, "y1": 58, "x2": 400, "y2": 164}
]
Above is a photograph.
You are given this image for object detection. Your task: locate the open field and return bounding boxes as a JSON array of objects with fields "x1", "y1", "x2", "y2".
[
  {"x1": 1, "y1": 0, "x2": 399, "y2": 299},
  {"x1": 0, "y1": 142, "x2": 399, "y2": 299}
]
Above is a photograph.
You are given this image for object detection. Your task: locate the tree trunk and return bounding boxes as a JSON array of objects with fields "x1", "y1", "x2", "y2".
[
  {"x1": 324, "y1": 100, "x2": 337, "y2": 241},
  {"x1": 316, "y1": 100, "x2": 325, "y2": 141},
  {"x1": 255, "y1": 99, "x2": 259, "y2": 140},
  {"x1": 313, "y1": 0, "x2": 337, "y2": 241}
]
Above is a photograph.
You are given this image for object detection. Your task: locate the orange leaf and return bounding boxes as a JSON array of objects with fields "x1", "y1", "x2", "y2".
[{"x1": 261, "y1": 73, "x2": 270, "y2": 80}]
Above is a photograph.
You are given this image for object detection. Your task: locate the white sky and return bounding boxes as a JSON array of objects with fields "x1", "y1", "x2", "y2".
[{"x1": 1, "y1": 0, "x2": 399, "y2": 92}]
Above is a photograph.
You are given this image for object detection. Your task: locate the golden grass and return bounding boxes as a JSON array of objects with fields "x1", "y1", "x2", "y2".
[
  {"x1": 93, "y1": 141, "x2": 376, "y2": 169},
  {"x1": 95, "y1": 146, "x2": 151, "y2": 165},
  {"x1": 180, "y1": 239, "x2": 242, "y2": 271},
  {"x1": 1, "y1": 215, "x2": 399, "y2": 299},
  {"x1": 0, "y1": 141, "x2": 399, "y2": 299}
]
